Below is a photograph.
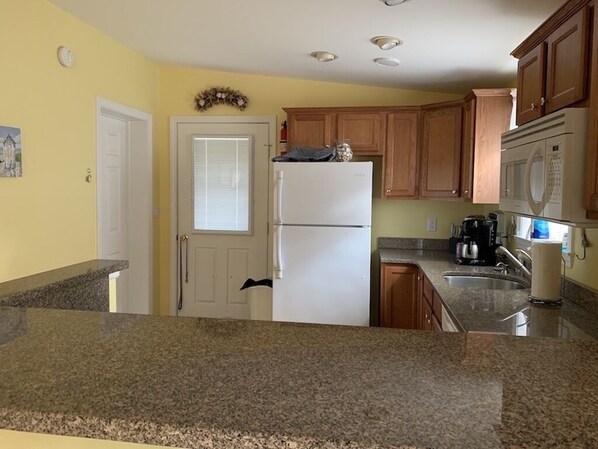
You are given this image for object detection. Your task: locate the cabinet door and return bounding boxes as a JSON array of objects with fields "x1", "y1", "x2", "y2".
[
  {"x1": 383, "y1": 111, "x2": 419, "y2": 198},
  {"x1": 460, "y1": 98, "x2": 475, "y2": 200},
  {"x1": 420, "y1": 105, "x2": 463, "y2": 199},
  {"x1": 287, "y1": 113, "x2": 335, "y2": 148},
  {"x1": 516, "y1": 44, "x2": 546, "y2": 125},
  {"x1": 337, "y1": 112, "x2": 386, "y2": 155},
  {"x1": 470, "y1": 92, "x2": 513, "y2": 204},
  {"x1": 380, "y1": 264, "x2": 419, "y2": 329},
  {"x1": 545, "y1": 7, "x2": 589, "y2": 114},
  {"x1": 586, "y1": 4, "x2": 598, "y2": 219},
  {"x1": 420, "y1": 297, "x2": 434, "y2": 331}
]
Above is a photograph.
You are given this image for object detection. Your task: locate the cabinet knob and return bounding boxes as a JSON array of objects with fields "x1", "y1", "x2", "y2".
[
  {"x1": 530, "y1": 102, "x2": 536, "y2": 111},
  {"x1": 464, "y1": 189, "x2": 469, "y2": 195},
  {"x1": 540, "y1": 97, "x2": 546, "y2": 106},
  {"x1": 386, "y1": 189, "x2": 391, "y2": 194},
  {"x1": 452, "y1": 189, "x2": 458, "y2": 195},
  {"x1": 504, "y1": 188, "x2": 510, "y2": 195}
]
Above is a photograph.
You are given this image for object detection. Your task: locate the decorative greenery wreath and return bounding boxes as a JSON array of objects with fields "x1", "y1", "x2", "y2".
[{"x1": 194, "y1": 86, "x2": 249, "y2": 112}]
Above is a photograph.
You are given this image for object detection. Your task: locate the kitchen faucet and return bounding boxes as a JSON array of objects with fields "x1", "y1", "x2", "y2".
[{"x1": 495, "y1": 246, "x2": 532, "y2": 281}]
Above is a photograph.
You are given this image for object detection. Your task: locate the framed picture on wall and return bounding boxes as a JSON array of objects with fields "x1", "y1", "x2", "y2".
[{"x1": 0, "y1": 126, "x2": 22, "y2": 177}]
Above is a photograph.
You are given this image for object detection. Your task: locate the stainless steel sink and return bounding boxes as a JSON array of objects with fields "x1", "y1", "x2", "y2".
[{"x1": 443, "y1": 275, "x2": 526, "y2": 290}]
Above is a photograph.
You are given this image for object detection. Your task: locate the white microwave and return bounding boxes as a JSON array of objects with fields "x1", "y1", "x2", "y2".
[{"x1": 500, "y1": 108, "x2": 597, "y2": 225}]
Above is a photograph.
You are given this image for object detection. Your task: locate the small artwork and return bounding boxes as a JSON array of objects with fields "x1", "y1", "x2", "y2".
[{"x1": 0, "y1": 126, "x2": 22, "y2": 177}]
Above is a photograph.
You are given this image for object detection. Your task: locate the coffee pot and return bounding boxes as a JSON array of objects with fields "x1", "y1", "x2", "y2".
[{"x1": 456, "y1": 215, "x2": 498, "y2": 266}]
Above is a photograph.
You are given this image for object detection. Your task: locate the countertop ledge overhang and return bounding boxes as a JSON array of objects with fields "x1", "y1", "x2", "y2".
[
  {"x1": 0, "y1": 259, "x2": 128, "y2": 312},
  {"x1": 1, "y1": 308, "x2": 597, "y2": 449},
  {"x1": 379, "y1": 247, "x2": 598, "y2": 339}
]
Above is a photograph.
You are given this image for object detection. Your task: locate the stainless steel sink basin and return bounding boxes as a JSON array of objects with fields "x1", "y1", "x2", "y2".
[{"x1": 443, "y1": 275, "x2": 526, "y2": 290}]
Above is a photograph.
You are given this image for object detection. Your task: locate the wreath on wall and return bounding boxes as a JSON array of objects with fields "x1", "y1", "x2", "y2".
[{"x1": 194, "y1": 87, "x2": 249, "y2": 112}]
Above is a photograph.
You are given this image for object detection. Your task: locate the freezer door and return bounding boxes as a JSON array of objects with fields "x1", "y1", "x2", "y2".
[
  {"x1": 273, "y1": 162, "x2": 372, "y2": 226},
  {"x1": 272, "y1": 225, "x2": 370, "y2": 326}
]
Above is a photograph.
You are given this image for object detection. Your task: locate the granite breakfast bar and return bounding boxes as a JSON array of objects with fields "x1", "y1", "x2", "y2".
[{"x1": 1, "y1": 307, "x2": 597, "y2": 449}]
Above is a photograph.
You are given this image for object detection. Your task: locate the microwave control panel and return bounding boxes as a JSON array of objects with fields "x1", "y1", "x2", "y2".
[{"x1": 546, "y1": 139, "x2": 563, "y2": 204}]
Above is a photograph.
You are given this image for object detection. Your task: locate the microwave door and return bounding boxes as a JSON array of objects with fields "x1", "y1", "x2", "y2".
[{"x1": 500, "y1": 144, "x2": 533, "y2": 216}]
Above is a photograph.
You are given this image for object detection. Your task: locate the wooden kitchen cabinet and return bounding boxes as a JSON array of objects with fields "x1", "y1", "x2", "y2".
[
  {"x1": 419, "y1": 273, "x2": 443, "y2": 332},
  {"x1": 586, "y1": 1, "x2": 598, "y2": 218},
  {"x1": 461, "y1": 89, "x2": 513, "y2": 204},
  {"x1": 285, "y1": 109, "x2": 336, "y2": 148},
  {"x1": 420, "y1": 102, "x2": 463, "y2": 199},
  {"x1": 284, "y1": 108, "x2": 386, "y2": 154},
  {"x1": 383, "y1": 109, "x2": 419, "y2": 198},
  {"x1": 380, "y1": 263, "x2": 419, "y2": 329},
  {"x1": 513, "y1": 3, "x2": 590, "y2": 125},
  {"x1": 337, "y1": 112, "x2": 386, "y2": 155}
]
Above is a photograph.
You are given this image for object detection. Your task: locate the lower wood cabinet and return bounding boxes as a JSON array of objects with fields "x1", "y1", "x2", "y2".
[
  {"x1": 380, "y1": 264, "x2": 444, "y2": 331},
  {"x1": 380, "y1": 264, "x2": 419, "y2": 329}
]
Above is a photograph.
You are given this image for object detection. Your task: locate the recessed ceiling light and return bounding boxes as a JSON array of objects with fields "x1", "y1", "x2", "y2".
[
  {"x1": 311, "y1": 51, "x2": 338, "y2": 62},
  {"x1": 374, "y1": 57, "x2": 400, "y2": 67},
  {"x1": 371, "y1": 36, "x2": 403, "y2": 50},
  {"x1": 381, "y1": 0, "x2": 410, "y2": 5}
]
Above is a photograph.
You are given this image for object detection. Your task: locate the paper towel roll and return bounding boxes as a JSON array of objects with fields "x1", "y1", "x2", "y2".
[{"x1": 531, "y1": 240, "x2": 562, "y2": 302}]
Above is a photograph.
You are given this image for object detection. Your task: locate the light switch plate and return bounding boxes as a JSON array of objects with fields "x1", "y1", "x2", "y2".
[{"x1": 427, "y1": 218, "x2": 437, "y2": 232}]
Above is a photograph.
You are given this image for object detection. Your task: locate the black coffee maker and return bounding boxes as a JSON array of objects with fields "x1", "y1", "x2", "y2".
[{"x1": 455, "y1": 215, "x2": 498, "y2": 265}]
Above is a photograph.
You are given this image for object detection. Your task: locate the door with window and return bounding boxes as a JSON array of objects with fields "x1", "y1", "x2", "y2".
[{"x1": 176, "y1": 120, "x2": 272, "y2": 318}]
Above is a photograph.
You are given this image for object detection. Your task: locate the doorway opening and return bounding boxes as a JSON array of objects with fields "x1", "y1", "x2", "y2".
[{"x1": 97, "y1": 98, "x2": 153, "y2": 314}]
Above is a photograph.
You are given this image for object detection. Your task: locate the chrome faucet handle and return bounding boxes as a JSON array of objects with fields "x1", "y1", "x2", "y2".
[{"x1": 494, "y1": 262, "x2": 509, "y2": 275}]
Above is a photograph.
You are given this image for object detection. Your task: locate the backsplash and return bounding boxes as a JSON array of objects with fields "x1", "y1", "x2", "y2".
[{"x1": 378, "y1": 237, "x2": 449, "y2": 251}]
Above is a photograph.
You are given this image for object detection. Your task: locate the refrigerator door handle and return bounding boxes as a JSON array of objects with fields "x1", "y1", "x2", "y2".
[
  {"x1": 275, "y1": 170, "x2": 283, "y2": 224},
  {"x1": 274, "y1": 225, "x2": 283, "y2": 279}
]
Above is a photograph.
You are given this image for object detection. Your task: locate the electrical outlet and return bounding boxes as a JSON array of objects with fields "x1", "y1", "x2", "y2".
[{"x1": 426, "y1": 218, "x2": 437, "y2": 232}]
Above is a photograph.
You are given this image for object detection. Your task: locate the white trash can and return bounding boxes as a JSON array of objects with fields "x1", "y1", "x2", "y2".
[{"x1": 247, "y1": 285, "x2": 272, "y2": 321}]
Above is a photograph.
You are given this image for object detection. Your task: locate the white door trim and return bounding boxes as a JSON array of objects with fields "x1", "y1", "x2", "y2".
[
  {"x1": 169, "y1": 115, "x2": 276, "y2": 316},
  {"x1": 97, "y1": 97, "x2": 153, "y2": 314}
]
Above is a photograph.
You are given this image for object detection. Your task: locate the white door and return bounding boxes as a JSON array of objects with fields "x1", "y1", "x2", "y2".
[
  {"x1": 98, "y1": 115, "x2": 128, "y2": 310},
  {"x1": 176, "y1": 121, "x2": 271, "y2": 318}
]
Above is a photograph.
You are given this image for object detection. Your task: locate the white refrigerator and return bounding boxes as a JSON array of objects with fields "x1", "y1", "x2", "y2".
[{"x1": 272, "y1": 162, "x2": 372, "y2": 326}]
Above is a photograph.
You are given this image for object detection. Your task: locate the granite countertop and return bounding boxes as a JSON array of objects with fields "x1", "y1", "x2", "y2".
[
  {"x1": 379, "y1": 248, "x2": 598, "y2": 339},
  {"x1": 0, "y1": 259, "x2": 128, "y2": 302},
  {"x1": 1, "y1": 307, "x2": 597, "y2": 449}
]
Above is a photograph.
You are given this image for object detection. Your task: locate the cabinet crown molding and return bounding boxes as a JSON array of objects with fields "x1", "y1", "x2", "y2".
[{"x1": 511, "y1": 0, "x2": 591, "y2": 58}]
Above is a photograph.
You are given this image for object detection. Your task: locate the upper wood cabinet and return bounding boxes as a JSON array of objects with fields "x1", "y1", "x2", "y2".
[
  {"x1": 461, "y1": 89, "x2": 513, "y2": 204},
  {"x1": 380, "y1": 263, "x2": 419, "y2": 329},
  {"x1": 420, "y1": 102, "x2": 463, "y2": 199},
  {"x1": 284, "y1": 108, "x2": 386, "y2": 155},
  {"x1": 383, "y1": 110, "x2": 419, "y2": 198},
  {"x1": 337, "y1": 112, "x2": 386, "y2": 155},
  {"x1": 513, "y1": 4, "x2": 590, "y2": 125},
  {"x1": 516, "y1": 44, "x2": 546, "y2": 125},
  {"x1": 285, "y1": 111, "x2": 335, "y2": 148},
  {"x1": 585, "y1": 1, "x2": 598, "y2": 218}
]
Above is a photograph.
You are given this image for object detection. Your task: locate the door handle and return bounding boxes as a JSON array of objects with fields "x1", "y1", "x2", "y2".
[
  {"x1": 178, "y1": 234, "x2": 189, "y2": 311},
  {"x1": 274, "y1": 226, "x2": 283, "y2": 279},
  {"x1": 275, "y1": 170, "x2": 283, "y2": 225},
  {"x1": 524, "y1": 143, "x2": 547, "y2": 216}
]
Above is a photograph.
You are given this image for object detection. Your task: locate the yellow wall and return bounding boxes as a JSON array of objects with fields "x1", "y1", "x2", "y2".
[
  {"x1": 0, "y1": 0, "x2": 158, "y2": 282},
  {"x1": 155, "y1": 65, "x2": 474, "y2": 313}
]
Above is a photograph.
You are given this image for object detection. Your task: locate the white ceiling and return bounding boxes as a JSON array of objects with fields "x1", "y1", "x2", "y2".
[{"x1": 49, "y1": 0, "x2": 564, "y2": 94}]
